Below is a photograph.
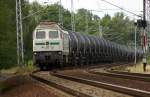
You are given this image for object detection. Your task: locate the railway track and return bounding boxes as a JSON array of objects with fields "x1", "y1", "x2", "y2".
[
  {"x1": 57, "y1": 63, "x2": 125, "y2": 70},
  {"x1": 51, "y1": 70, "x2": 150, "y2": 97},
  {"x1": 30, "y1": 63, "x2": 150, "y2": 97},
  {"x1": 108, "y1": 70, "x2": 150, "y2": 77},
  {"x1": 88, "y1": 70, "x2": 150, "y2": 82},
  {"x1": 30, "y1": 72, "x2": 92, "y2": 97},
  {"x1": 31, "y1": 70, "x2": 134, "y2": 97}
]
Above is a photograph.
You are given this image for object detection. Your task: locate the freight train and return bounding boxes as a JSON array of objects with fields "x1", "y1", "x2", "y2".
[{"x1": 33, "y1": 21, "x2": 143, "y2": 69}]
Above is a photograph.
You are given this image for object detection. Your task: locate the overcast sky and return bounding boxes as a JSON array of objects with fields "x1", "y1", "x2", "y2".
[{"x1": 29, "y1": 0, "x2": 143, "y2": 20}]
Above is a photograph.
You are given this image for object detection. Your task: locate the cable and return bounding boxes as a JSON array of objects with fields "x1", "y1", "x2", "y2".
[
  {"x1": 90, "y1": 9, "x2": 103, "y2": 12},
  {"x1": 22, "y1": 6, "x2": 48, "y2": 20},
  {"x1": 101, "y1": 0, "x2": 142, "y2": 18}
]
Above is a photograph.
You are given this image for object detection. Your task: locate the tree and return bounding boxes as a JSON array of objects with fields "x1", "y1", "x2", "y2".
[
  {"x1": 23, "y1": 1, "x2": 42, "y2": 61},
  {"x1": 101, "y1": 12, "x2": 137, "y2": 45},
  {"x1": 75, "y1": 8, "x2": 100, "y2": 35},
  {"x1": 0, "y1": 0, "x2": 17, "y2": 68}
]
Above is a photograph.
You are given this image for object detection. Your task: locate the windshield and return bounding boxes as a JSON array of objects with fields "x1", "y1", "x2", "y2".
[
  {"x1": 49, "y1": 31, "x2": 59, "y2": 38},
  {"x1": 36, "y1": 31, "x2": 45, "y2": 39}
]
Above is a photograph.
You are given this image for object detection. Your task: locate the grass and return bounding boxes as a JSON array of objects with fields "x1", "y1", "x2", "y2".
[
  {"x1": 0, "y1": 60, "x2": 37, "y2": 94},
  {"x1": 0, "y1": 83, "x2": 10, "y2": 93},
  {"x1": 0, "y1": 75, "x2": 31, "y2": 94},
  {"x1": 147, "y1": 53, "x2": 150, "y2": 65},
  {"x1": 0, "y1": 60, "x2": 37, "y2": 75},
  {"x1": 16, "y1": 60, "x2": 37, "y2": 75}
]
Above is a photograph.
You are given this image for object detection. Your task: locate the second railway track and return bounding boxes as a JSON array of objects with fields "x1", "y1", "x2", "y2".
[
  {"x1": 31, "y1": 70, "x2": 135, "y2": 97},
  {"x1": 108, "y1": 70, "x2": 150, "y2": 77},
  {"x1": 51, "y1": 69, "x2": 150, "y2": 97},
  {"x1": 88, "y1": 70, "x2": 150, "y2": 82}
]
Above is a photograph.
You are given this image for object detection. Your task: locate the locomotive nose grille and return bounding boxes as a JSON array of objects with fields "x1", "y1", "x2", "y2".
[{"x1": 45, "y1": 56, "x2": 51, "y2": 60}]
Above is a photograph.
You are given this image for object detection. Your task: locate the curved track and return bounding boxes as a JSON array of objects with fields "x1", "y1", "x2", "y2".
[
  {"x1": 30, "y1": 63, "x2": 150, "y2": 97},
  {"x1": 51, "y1": 69, "x2": 150, "y2": 97},
  {"x1": 88, "y1": 70, "x2": 150, "y2": 82},
  {"x1": 108, "y1": 70, "x2": 150, "y2": 77},
  {"x1": 30, "y1": 71, "x2": 92, "y2": 97}
]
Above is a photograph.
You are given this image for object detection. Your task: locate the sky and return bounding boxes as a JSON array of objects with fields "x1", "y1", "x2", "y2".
[{"x1": 29, "y1": 0, "x2": 143, "y2": 20}]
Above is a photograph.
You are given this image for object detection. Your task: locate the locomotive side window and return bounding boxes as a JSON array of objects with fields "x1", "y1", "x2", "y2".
[
  {"x1": 36, "y1": 31, "x2": 45, "y2": 39},
  {"x1": 49, "y1": 31, "x2": 58, "y2": 38}
]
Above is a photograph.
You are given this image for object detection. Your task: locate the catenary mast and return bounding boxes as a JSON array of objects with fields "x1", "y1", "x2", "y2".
[{"x1": 16, "y1": 0, "x2": 24, "y2": 65}]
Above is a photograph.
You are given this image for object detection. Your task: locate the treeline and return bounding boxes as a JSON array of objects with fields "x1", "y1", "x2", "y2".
[{"x1": 0, "y1": 0, "x2": 140, "y2": 68}]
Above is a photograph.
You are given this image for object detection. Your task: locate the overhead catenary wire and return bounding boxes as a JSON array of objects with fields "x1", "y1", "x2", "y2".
[
  {"x1": 97, "y1": 0, "x2": 143, "y2": 20},
  {"x1": 106, "y1": 33, "x2": 124, "y2": 39},
  {"x1": 22, "y1": 6, "x2": 49, "y2": 20},
  {"x1": 101, "y1": 0, "x2": 142, "y2": 18}
]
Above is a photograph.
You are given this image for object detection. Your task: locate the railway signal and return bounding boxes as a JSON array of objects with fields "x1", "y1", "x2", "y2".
[
  {"x1": 136, "y1": 19, "x2": 147, "y2": 71},
  {"x1": 142, "y1": 0, "x2": 150, "y2": 71}
]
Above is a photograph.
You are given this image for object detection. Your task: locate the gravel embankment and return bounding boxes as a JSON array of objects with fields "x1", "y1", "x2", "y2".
[{"x1": 0, "y1": 75, "x2": 73, "y2": 97}]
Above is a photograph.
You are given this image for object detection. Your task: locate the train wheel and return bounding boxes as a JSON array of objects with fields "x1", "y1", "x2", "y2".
[
  {"x1": 59, "y1": 56, "x2": 63, "y2": 68},
  {"x1": 86, "y1": 57, "x2": 89, "y2": 65},
  {"x1": 75, "y1": 57, "x2": 78, "y2": 67},
  {"x1": 82, "y1": 56, "x2": 86, "y2": 65},
  {"x1": 72, "y1": 54, "x2": 77, "y2": 67},
  {"x1": 63, "y1": 55, "x2": 66, "y2": 67},
  {"x1": 70, "y1": 57, "x2": 73, "y2": 66},
  {"x1": 68, "y1": 55, "x2": 73, "y2": 66},
  {"x1": 39, "y1": 64, "x2": 44, "y2": 70},
  {"x1": 45, "y1": 64, "x2": 49, "y2": 70},
  {"x1": 79, "y1": 55, "x2": 83, "y2": 67}
]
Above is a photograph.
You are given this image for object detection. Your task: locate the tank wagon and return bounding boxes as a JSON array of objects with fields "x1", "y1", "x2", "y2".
[{"x1": 33, "y1": 21, "x2": 143, "y2": 69}]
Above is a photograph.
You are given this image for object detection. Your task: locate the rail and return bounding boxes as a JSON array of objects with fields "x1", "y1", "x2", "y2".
[
  {"x1": 30, "y1": 72, "x2": 92, "y2": 97},
  {"x1": 88, "y1": 70, "x2": 150, "y2": 82},
  {"x1": 51, "y1": 72, "x2": 150, "y2": 97}
]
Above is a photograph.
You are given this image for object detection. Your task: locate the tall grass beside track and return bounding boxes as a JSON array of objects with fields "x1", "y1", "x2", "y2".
[
  {"x1": 0, "y1": 60, "x2": 37, "y2": 75},
  {"x1": 147, "y1": 54, "x2": 150, "y2": 65},
  {"x1": 0, "y1": 60, "x2": 37, "y2": 94}
]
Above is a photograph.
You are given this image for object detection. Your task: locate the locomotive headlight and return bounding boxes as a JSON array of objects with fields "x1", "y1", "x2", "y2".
[
  {"x1": 34, "y1": 53, "x2": 37, "y2": 55},
  {"x1": 58, "y1": 52, "x2": 62, "y2": 54}
]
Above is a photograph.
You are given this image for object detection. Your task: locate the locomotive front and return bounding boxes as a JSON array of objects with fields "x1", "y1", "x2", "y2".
[{"x1": 33, "y1": 21, "x2": 69, "y2": 69}]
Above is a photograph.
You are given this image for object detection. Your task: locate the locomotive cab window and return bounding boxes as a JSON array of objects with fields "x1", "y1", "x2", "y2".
[
  {"x1": 36, "y1": 31, "x2": 46, "y2": 39},
  {"x1": 49, "y1": 31, "x2": 59, "y2": 38}
]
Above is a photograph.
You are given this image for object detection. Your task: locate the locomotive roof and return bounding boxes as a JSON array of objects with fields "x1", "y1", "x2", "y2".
[
  {"x1": 36, "y1": 21, "x2": 64, "y2": 31},
  {"x1": 34, "y1": 21, "x2": 68, "y2": 34}
]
